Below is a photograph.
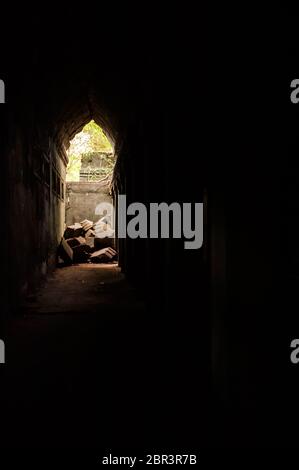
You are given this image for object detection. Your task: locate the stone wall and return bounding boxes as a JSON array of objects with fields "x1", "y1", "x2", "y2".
[
  {"x1": 2, "y1": 118, "x2": 66, "y2": 310},
  {"x1": 80, "y1": 152, "x2": 114, "y2": 182},
  {"x1": 65, "y1": 180, "x2": 112, "y2": 226}
]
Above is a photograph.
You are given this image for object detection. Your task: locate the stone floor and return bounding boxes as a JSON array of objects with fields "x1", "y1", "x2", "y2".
[
  {"x1": 0, "y1": 263, "x2": 202, "y2": 450},
  {"x1": 0, "y1": 264, "x2": 159, "y2": 448}
]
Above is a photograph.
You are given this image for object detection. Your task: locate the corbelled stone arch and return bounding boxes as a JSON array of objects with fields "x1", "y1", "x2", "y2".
[{"x1": 52, "y1": 86, "x2": 120, "y2": 153}]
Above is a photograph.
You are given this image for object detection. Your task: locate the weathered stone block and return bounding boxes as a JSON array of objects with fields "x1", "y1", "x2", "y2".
[
  {"x1": 80, "y1": 219, "x2": 94, "y2": 231},
  {"x1": 94, "y1": 236, "x2": 116, "y2": 250},
  {"x1": 85, "y1": 229, "x2": 95, "y2": 238},
  {"x1": 59, "y1": 238, "x2": 73, "y2": 264},
  {"x1": 72, "y1": 244, "x2": 91, "y2": 263},
  {"x1": 64, "y1": 223, "x2": 83, "y2": 239},
  {"x1": 66, "y1": 236, "x2": 86, "y2": 248},
  {"x1": 90, "y1": 247, "x2": 117, "y2": 263},
  {"x1": 85, "y1": 237, "x2": 95, "y2": 249}
]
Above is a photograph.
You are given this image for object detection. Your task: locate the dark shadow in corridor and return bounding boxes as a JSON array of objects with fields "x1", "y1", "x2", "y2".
[{"x1": 1, "y1": 264, "x2": 165, "y2": 448}]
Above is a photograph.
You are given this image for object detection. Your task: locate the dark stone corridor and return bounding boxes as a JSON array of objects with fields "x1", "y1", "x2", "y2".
[
  {"x1": 2, "y1": 264, "x2": 149, "y2": 448},
  {"x1": 0, "y1": 6, "x2": 298, "y2": 454},
  {"x1": 1, "y1": 262, "x2": 204, "y2": 449}
]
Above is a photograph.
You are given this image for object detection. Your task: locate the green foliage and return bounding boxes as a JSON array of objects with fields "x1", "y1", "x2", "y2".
[
  {"x1": 81, "y1": 152, "x2": 115, "y2": 181},
  {"x1": 83, "y1": 121, "x2": 113, "y2": 153},
  {"x1": 66, "y1": 120, "x2": 114, "y2": 182}
]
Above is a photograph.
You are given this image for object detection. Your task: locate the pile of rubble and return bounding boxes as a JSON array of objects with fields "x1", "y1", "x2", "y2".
[{"x1": 58, "y1": 217, "x2": 117, "y2": 265}]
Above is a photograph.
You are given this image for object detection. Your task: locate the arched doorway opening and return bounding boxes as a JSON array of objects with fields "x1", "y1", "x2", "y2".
[{"x1": 59, "y1": 120, "x2": 118, "y2": 265}]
